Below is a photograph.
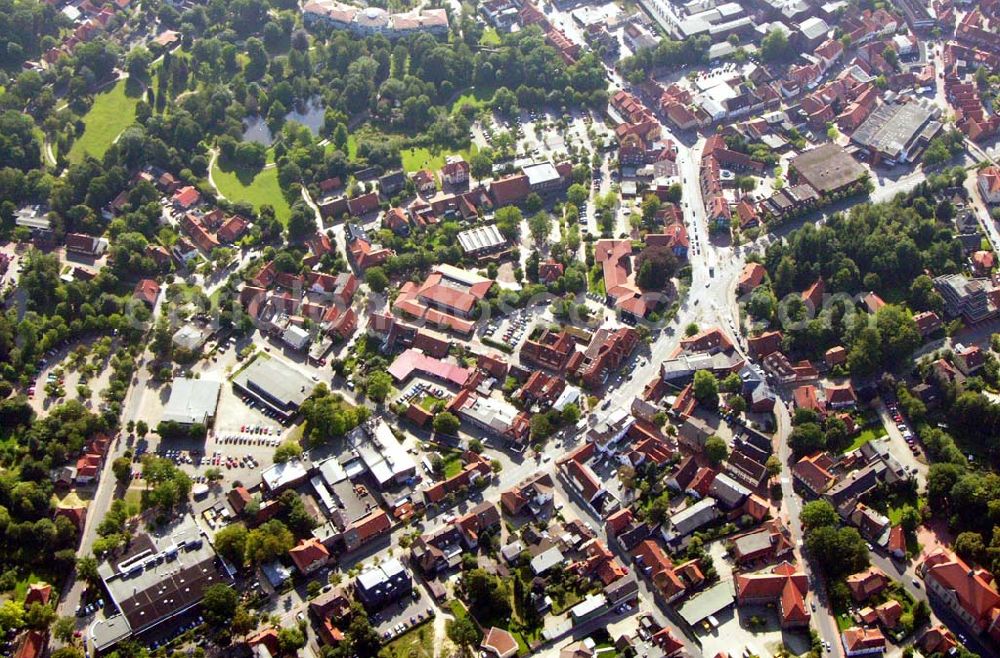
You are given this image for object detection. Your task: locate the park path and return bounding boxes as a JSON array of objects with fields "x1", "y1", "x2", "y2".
[{"x1": 206, "y1": 148, "x2": 227, "y2": 201}]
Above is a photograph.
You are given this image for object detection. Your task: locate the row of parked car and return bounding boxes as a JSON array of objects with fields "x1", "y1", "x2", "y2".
[
  {"x1": 379, "y1": 608, "x2": 435, "y2": 641},
  {"x1": 887, "y1": 400, "x2": 919, "y2": 453}
]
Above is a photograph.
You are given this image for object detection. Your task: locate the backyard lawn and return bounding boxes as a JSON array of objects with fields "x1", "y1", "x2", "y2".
[
  {"x1": 401, "y1": 143, "x2": 479, "y2": 174},
  {"x1": 325, "y1": 134, "x2": 358, "y2": 159},
  {"x1": 69, "y1": 79, "x2": 141, "y2": 163},
  {"x1": 479, "y1": 27, "x2": 502, "y2": 46},
  {"x1": 843, "y1": 425, "x2": 887, "y2": 453},
  {"x1": 441, "y1": 450, "x2": 464, "y2": 478},
  {"x1": 212, "y1": 154, "x2": 292, "y2": 224},
  {"x1": 419, "y1": 395, "x2": 444, "y2": 411},
  {"x1": 13, "y1": 571, "x2": 45, "y2": 601}
]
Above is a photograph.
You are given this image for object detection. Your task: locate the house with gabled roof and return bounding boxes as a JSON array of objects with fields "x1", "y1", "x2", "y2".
[
  {"x1": 921, "y1": 549, "x2": 1000, "y2": 642},
  {"x1": 289, "y1": 537, "x2": 330, "y2": 575},
  {"x1": 846, "y1": 566, "x2": 889, "y2": 602},
  {"x1": 793, "y1": 452, "x2": 837, "y2": 497},
  {"x1": 841, "y1": 626, "x2": 885, "y2": 656},
  {"x1": 735, "y1": 561, "x2": 810, "y2": 629}
]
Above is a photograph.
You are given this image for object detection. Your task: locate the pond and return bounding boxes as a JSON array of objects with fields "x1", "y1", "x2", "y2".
[{"x1": 241, "y1": 97, "x2": 325, "y2": 146}]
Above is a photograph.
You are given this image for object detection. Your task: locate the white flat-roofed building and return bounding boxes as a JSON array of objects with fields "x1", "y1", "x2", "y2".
[
  {"x1": 15, "y1": 205, "x2": 51, "y2": 231},
  {"x1": 161, "y1": 378, "x2": 222, "y2": 426},
  {"x1": 457, "y1": 394, "x2": 521, "y2": 436},
  {"x1": 303, "y1": 0, "x2": 448, "y2": 36},
  {"x1": 457, "y1": 224, "x2": 507, "y2": 256},
  {"x1": 522, "y1": 162, "x2": 562, "y2": 192},
  {"x1": 282, "y1": 324, "x2": 311, "y2": 351},
  {"x1": 232, "y1": 357, "x2": 316, "y2": 420},
  {"x1": 349, "y1": 420, "x2": 417, "y2": 487},
  {"x1": 172, "y1": 324, "x2": 213, "y2": 352},
  {"x1": 262, "y1": 459, "x2": 309, "y2": 492}
]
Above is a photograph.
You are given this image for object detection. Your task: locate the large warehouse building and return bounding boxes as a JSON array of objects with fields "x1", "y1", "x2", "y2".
[
  {"x1": 160, "y1": 378, "x2": 222, "y2": 426},
  {"x1": 89, "y1": 516, "x2": 233, "y2": 653},
  {"x1": 232, "y1": 356, "x2": 316, "y2": 421},
  {"x1": 788, "y1": 143, "x2": 868, "y2": 195},
  {"x1": 850, "y1": 102, "x2": 942, "y2": 165}
]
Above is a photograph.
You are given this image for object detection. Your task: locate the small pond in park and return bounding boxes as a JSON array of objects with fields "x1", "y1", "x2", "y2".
[{"x1": 242, "y1": 97, "x2": 325, "y2": 145}]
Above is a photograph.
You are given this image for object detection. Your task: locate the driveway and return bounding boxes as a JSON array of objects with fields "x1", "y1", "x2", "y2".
[{"x1": 874, "y1": 400, "x2": 927, "y2": 491}]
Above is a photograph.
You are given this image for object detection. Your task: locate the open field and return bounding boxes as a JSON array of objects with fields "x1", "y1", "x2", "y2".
[
  {"x1": 451, "y1": 85, "x2": 495, "y2": 112},
  {"x1": 401, "y1": 143, "x2": 479, "y2": 174},
  {"x1": 212, "y1": 154, "x2": 292, "y2": 224},
  {"x1": 69, "y1": 80, "x2": 140, "y2": 163}
]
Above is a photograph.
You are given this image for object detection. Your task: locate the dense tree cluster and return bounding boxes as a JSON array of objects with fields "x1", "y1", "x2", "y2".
[
  {"x1": 0, "y1": 0, "x2": 69, "y2": 70},
  {"x1": 800, "y1": 500, "x2": 870, "y2": 578},
  {"x1": 758, "y1": 174, "x2": 966, "y2": 371},
  {"x1": 619, "y1": 35, "x2": 710, "y2": 83},
  {"x1": 298, "y1": 383, "x2": 369, "y2": 444}
]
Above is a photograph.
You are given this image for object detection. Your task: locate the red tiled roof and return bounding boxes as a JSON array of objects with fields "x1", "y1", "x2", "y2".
[
  {"x1": 679, "y1": 326, "x2": 733, "y2": 353},
  {"x1": 824, "y1": 383, "x2": 857, "y2": 405},
  {"x1": 923, "y1": 549, "x2": 1000, "y2": 625},
  {"x1": 802, "y1": 278, "x2": 825, "y2": 310},
  {"x1": 875, "y1": 600, "x2": 902, "y2": 628},
  {"x1": 792, "y1": 385, "x2": 825, "y2": 415},
  {"x1": 793, "y1": 453, "x2": 836, "y2": 494},
  {"x1": 490, "y1": 174, "x2": 531, "y2": 206},
  {"x1": 24, "y1": 582, "x2": 52, "y2": 607},
  {"x1": 887, "y1": 525, "x2": 905, "y2": 554},
  {"x1": 481, "y1": 627, "x2": 518, "y2": 658},
  {"x1": 289, "y1": 538, "x2": 329, "y2": 573},
  {"x1": 846, "y1": 567, "x2": 889, "y2": 602},
  {"x1": 739, "y1": 262, "x2": 766, "y2": 291},
  {"x1": 606, "y1": 508, "x2": 634, "y2": 535},
  {"x1": 842, "y1": 627, "x2": 885, "y2": 653},
  {"x1": 14, "y1": 631, "x2": 46, "y2": 658},
  {"x1": 351, "y1": 509, "x2": 392, "y2": 542},
  {"x1": 172, "y1": 186, "x2": 200, "y2": 209},
  {"x1": 748, "y1": 330, "x2": 783, "y2": 359},
  {"x1": 133, "y1": 278, "x2": 160, "y2": 306}
]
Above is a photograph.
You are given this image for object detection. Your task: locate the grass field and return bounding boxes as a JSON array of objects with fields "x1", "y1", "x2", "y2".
[
  {"x1": 212, "y1": 154, "x2": 292, "y2": 224},
  {"x1": 451, "y1": 85, "x2": 495, "y2": 112},
  {"x1": 325, "y1": 134, "x2": 359, "y2": 160},
  {"x1": 842, "y1": 425, "x2": 887, "y2": 453},
  {"x1": 479, "y1": 27, "x2": 502, "y2": 46},
  {"x1": 69, "y1": 79, "x2": 141, "y2": 163},
  {"x1": 441, "y1": 451, "x2": 464, "y2": 478},
  {"x1": 381, "y1": 622, "x2": 435, "y2": 658},
  {"x1": 401, "y1": 143, "x2": 478, "y2": 174}
]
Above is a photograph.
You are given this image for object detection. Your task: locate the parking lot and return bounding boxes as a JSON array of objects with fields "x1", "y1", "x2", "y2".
[
  {"x1": 482, "y1": 310, "x2": 532, "y2": 347},
  {"x1": 876, "y1": 398, "x2": 928, "y2": 489},
  {"x1": 127, "y1": 345, "x2": 288, "y2": 490},
  {"x1": 394, "y1": 379, "x2": 451, "y2": 410}
]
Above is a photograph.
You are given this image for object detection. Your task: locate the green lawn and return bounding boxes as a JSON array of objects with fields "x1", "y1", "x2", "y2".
[
  {"x1": 835, "y1": 612, "x2": 853, "y2": 631},
  {"x1": 69, "y1": 79, "x2": 141, "y2": 163},
  {"x1": 212, "y1": 155, "x2": 292, "y2": 224},
  {"x1": 441, "y1": 451, "x2": 464, "y2": 478},
  {"x1": 451, "y1": 85, "x2": 496, "y2": 113},
  {"x1": 479, "y1": 27, "x2": 502, "y2": 46},
  {"x1": 842, "y1": 426, "x2": 887, "y2": 453},
  {"x1": 13, "y1": 572, "x2": 44, "y2": 601},
  {"x1": 419, "y1": 395, "x2": 444, "y2": 411},
  {"x1": 381, "y1": 621, "x2": 435, "y2": 658},
  {"x1": 401, "y1": 143, "x2": 479, "y2": 174},
  {"x1": 123, "y1": 488, "x2": 142, "y2": 508}
]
